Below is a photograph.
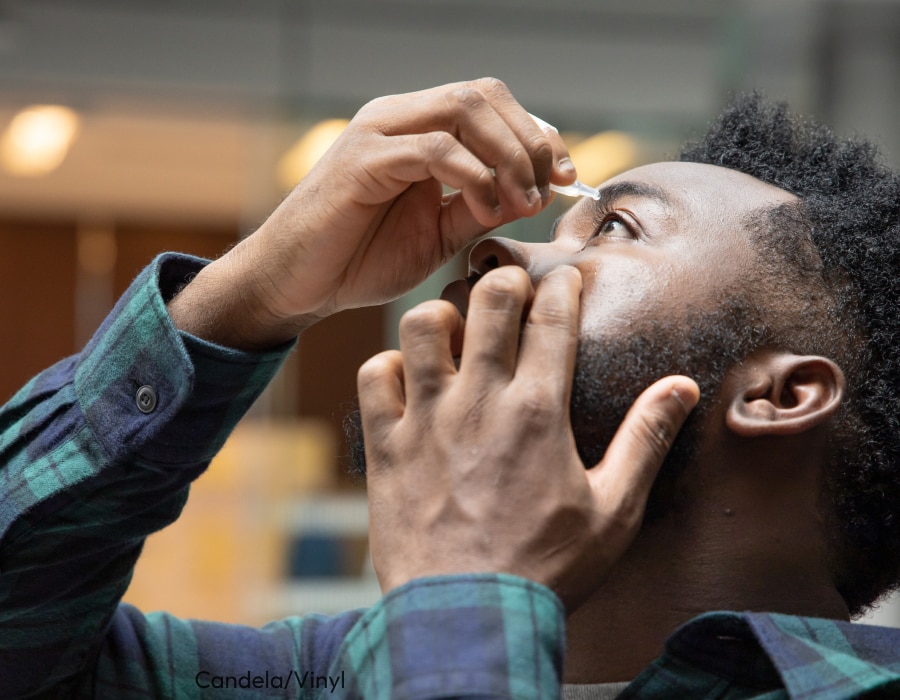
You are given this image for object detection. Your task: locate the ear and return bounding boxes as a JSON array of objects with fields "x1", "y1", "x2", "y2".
[{"x1": 725, "y1": 351, "x2": 845, "y2": 437}]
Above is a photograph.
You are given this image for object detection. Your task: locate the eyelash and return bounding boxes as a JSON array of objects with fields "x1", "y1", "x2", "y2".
[{"x1": 590, "y1": 207, "x2": 636, "y2": 240}]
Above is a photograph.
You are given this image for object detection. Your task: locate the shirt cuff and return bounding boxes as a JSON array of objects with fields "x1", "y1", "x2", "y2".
[
  {"x1": 335, "y1": 574, "x2": 565, "y2": 699},
  {"x1": 74, "y1": 252, "x2": 294, "y2": 469}
]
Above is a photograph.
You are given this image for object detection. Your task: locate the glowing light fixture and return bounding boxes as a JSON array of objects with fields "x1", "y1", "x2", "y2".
[
  {"x1": 0, "y1": 105, "x2": 80, "y2": 177},
  {"x1": 278, "y1": 118, "x2": 350, "y2": 190},
  {"x1": 566, "y1": 131, "x2": 639, "y2": 188}
]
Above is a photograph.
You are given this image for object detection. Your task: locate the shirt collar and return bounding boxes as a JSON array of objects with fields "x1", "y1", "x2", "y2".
[{"x1": 664, "y1": 611, "x2": 900, "y2": 699}]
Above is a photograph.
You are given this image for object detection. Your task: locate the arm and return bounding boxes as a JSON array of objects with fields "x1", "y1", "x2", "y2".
[
  {"x1": 4, "y1": 255, "x2": 551, "y2": 700},
  {"x1": 0, "y1": 254, "x2": 292, "y2": 697},
  {"x1": 1, "y1": 79, "x2": 578, "y2": 697}
]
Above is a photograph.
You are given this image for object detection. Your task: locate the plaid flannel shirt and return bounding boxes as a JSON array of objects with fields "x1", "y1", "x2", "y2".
[{"x1": 0, "y1": 254, "x2": 898, "y2": 699}]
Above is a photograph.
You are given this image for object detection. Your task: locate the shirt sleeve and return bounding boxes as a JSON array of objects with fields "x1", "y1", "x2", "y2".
[
  {"x1": 0, "y1": 253, "x2": 567, "y2": 699},
  {"x1": 0, "y1": 253, "x2": 292, "y2": 697},
  {"x1": 85, "y1": 574, "x2": 565, "y2": 699},
  {"x1": 334, "y1": 574, "x2": 565, "y2": 699}
]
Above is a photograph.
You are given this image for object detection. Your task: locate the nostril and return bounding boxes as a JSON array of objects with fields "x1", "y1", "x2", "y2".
[{"x1": 469, "y1": 237, "x2": 528, "y2": 275}]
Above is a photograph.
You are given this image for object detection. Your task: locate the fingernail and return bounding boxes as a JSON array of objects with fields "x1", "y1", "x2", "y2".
[
  {"x1": 540, "y1": 185, "x2": 551, "y2": 204},
  {"x1": 526, "y1": 187, "x2": 541, "y2": 206},
  {"x1": 558, "y1": 157, "x2": 576, "y2": 174},
  {"x1": 492, "y1": 204, "x2": 504, "y2": 220}
]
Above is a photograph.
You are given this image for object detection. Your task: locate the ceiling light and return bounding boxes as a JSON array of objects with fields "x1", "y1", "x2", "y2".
[
  {"x1": 567, "y1": 131, "x2": 639, "y2": 187},
  {"x1": 0, "y1": 105, "x2": 80, "y2": 177},
  {"x1": 277, "y1": 119, "x2": 350, "y2": 190}
]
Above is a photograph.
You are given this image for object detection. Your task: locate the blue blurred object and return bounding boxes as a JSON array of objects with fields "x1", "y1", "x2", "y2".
[{"x1": 287, "y1": 531, "x2": 342, "y2": 578}]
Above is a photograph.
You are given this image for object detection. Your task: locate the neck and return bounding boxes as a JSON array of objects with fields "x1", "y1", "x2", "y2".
[{"x1": 563, "y1": 481, "x2": 849, "y2": 683}]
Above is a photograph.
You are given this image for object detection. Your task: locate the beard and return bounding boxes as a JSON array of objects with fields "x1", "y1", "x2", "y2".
[
  {"x1": 569, "y1": 297, "x2": 766, "y2": 521},
  {"x1": 344, "y1": 295, "x2": 767, "y2": 521}
]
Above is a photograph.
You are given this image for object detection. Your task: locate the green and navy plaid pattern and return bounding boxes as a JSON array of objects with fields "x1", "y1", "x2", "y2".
[{"x1": 2, "y1": 254, "x2": 899, "y2": 698}]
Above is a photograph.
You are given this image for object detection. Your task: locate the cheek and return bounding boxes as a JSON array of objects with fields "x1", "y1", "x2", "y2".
[{"x1": 575, "y1": 258, "x2": 677, "y2": 338}]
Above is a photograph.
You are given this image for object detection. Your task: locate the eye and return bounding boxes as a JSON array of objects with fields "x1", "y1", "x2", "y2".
[{"x1": 591, "y1": 211, "x2": 635, "y2": 240}]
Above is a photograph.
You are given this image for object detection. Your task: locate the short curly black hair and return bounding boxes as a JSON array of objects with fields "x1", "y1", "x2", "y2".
[{"x1": 679, "y1": 93, "x2": 900, "y2": 616}]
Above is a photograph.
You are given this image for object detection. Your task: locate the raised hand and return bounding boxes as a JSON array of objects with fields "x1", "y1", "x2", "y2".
[
  {"x1": 358, "y1": 265, "x2": 700, "y2": 610},
  {"x1": 169, "y1": 78, "x2": 575, "y2": 349}
]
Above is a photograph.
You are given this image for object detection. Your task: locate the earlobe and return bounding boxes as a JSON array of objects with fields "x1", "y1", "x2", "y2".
[{"x1": 725, "y1": 352, "x2": 845, "y2": 437}]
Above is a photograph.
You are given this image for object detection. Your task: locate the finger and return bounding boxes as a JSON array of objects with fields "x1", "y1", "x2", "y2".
[
  {"x1": 466, "y1": 79, "x2": 581, "y2": 200},
  {"x1": 407, "y1": 85, "x2": 543, "y2": 219},
  {"x1": 437, "y1": 191, "x2": 496, "y2": 252},
  {"x1": 515, "y1": 265, "x2": 583, "y2": 402},
  {"x1": 352, "y1": 132, "x2": 503, "y2": 227},
  {"x1": 367, "y1": 79, "x2": 552, "y2": 219},
  {"x1": 458, "y1": 266, "x2": 533, "y2": 383},
  {"x1": 450, "y1": 79, "x2": 549, "y2": 217},
  {"x1": 398, "y1": 299, "x2": 463, "y2": 406},
  {"x1": 587, "y1": 375, "x2": 700, "y2": 518},
  {"x1": 357, "y1": 350, "x2": 406, "y2": 427},
  {"x1": 540, "y1": 125, "x2": 579, "y2": 186}
]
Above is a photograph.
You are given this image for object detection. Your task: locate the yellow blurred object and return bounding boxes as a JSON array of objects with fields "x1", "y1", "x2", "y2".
[
  {"x1": 123, "y1": 418, "x2": 337, "y2": 624},
  {"x1": 567, "y1": 131, "x2": 639, "y2": 188},
  {"x1": 277, "y1": 118, "x2": 349, "y2": 190},
  {"x1": 0, "y1": 105, "x2": 80, "y2": 177}
]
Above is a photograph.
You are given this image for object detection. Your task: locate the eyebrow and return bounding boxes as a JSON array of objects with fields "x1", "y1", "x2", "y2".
[
  {"x1": 594, "y1": 180, "x2": 674, "y2": 211},
  {"x1": 547, "y1": 180, "x2": 674, "y2": 242}
]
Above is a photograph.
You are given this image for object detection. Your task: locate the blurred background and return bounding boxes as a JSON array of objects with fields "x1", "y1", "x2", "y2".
[{"x1": 2, "y1": 0, "x2": 899, "y2": 625}]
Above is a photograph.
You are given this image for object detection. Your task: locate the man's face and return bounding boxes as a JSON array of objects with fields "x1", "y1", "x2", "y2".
[
  {"x1": 445, "y1": 162, "x2": 798, "y2": 514},
  {"x1": 349, "y1": 163, "x2": 797, "y2": 500}
]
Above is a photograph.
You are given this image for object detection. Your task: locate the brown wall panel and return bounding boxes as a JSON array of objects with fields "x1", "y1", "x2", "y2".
[
  {"x1": 1, "y1": 215, "x2": 384, "y2": 483},
  {"x1": 294, "y1": 306, "x2": 384, "y2": 482},
  {"x1": 113, "y1": 223, "x2": 238, "y2": 298},
  {"x1": 0, "y1": 220, "x2": 77, "y2": 402}
]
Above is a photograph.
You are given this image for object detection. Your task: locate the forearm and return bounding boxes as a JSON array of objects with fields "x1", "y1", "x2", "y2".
[
  {"x1": 166, "y1": 239, "x2": 322, "y2": 352},
  {"x1": 0, "y1": 254, "x2": 292, "y2": 697}
]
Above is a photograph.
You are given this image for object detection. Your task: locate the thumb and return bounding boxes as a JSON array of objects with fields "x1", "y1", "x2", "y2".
[{"x1": 587, "y1": 375, "x2": 700, "y2": 510}]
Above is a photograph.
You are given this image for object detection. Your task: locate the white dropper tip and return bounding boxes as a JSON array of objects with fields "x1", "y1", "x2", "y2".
[
  {"x1": 550, "y1": 181, "x2": 600, "y2": 200},
  {"x1": 529, "y1": 112, "x2": 600, "y2": 200}
]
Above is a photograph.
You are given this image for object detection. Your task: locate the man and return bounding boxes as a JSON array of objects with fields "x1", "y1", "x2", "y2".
[
  {"x1": 0, "y1": 78, "x2": 897, "y2": 698},
  {"x1": 350, "y1": 93, "x2": 900, "y2": 697}
]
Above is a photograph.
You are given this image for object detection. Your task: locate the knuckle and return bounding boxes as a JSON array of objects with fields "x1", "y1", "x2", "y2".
[
  {"x1": 475, "y1": 267, "x2": 530, "y2": 300},
  {"x1": 472, "y1": 167, "x2": 495, "y2": 189},
  {"x1": 419, "y1": 130, "x2": 456, "y2": 159},
  {"x1": 518, "y1": 390, "x2": 555, "y2": 426},
  {"x1": 359, "y1": 95, "x2": 388, "y2": 113},
  {"x1": 357, "y1": 352, "x2": 397, "y2": 389},
  {"x1": 611, "y1": 492, "x2": 645, "y2": 533},
  {"x1": 355, "y1": 94, "x2": 395, "y2": 124},
  {"x1": 528, "y1": 136, "x2": 553, "y2": 166},
  {"x1": 399, "y1": 300, "x2": 454, "y2": 337},
  {"x1": 476, "y1": 76, "x2": 510, "y2": 97},
  {"x1": 450, "y1": 86, "x2": 487, "y2": 112},
  {"x1": 526, "y1": 301, "x2": 575, "y2": 330},
  {"x1": 503, "y1": 145, "x2": 531, "y2": 169}
]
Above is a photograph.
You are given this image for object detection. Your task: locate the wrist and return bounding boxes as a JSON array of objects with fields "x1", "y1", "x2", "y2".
[{"x1": 167, "y1": 256, "x2": 320, "y2": 351}]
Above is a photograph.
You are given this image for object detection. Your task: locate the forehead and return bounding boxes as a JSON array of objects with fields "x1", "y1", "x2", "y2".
[
  {"x1": 586, "y1": 161, "x2": 798, "y2": 220},
  {"x1": 554, "y1": 162, "x2": 801, "y2": 329}
]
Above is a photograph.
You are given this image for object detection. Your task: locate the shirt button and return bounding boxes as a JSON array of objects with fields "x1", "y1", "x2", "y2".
[{"x1": 136, "y1": 385, "x2": 158, "y2": 414}]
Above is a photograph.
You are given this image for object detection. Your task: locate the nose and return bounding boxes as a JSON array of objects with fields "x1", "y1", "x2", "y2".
[
  {"x1": 469, "y1": 236, "x2": 574, "y2": 286},
  {"x1": 468, "y1": 237, "x2": 530, "y2": 275}
]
